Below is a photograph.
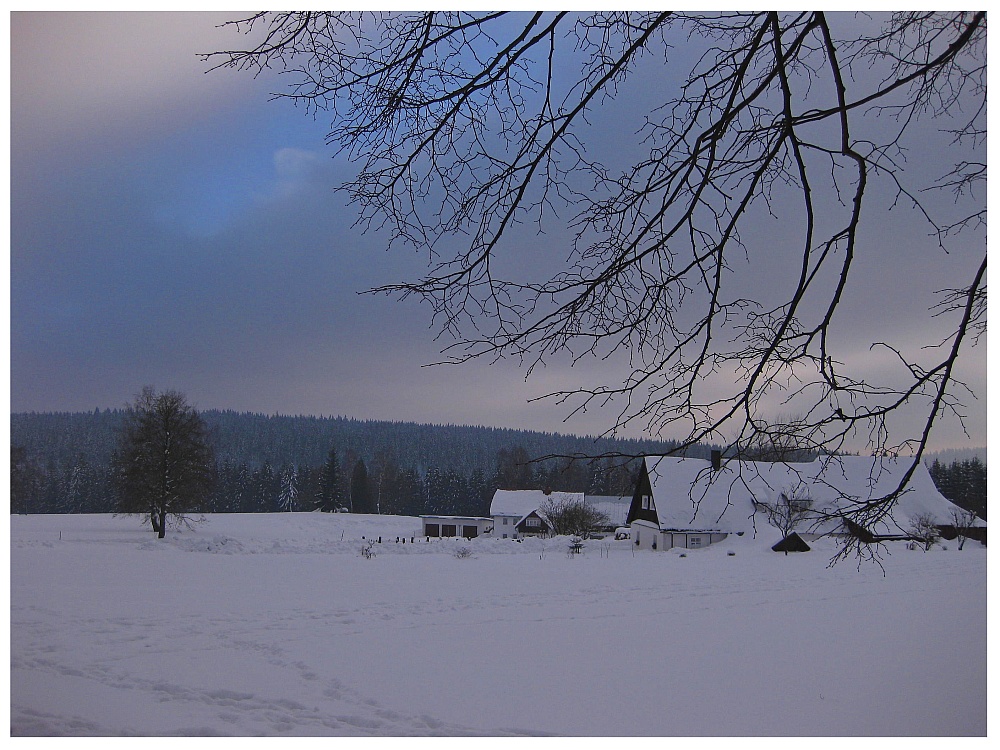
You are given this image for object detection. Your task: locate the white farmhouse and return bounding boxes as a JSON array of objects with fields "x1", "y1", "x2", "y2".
[
  {"x1": 628, "y1": 452, "x2": 985, "y2": 551},
  {"x1": 489, "y1": 489, "x2": 584, "y2": 539}
]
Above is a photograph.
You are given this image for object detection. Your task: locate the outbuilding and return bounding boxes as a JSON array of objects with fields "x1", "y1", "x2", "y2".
[
  {"x1": 420, "y1": 515, "x2": 493, "y2": 539},
  {"x1": 772, "y1": 532, "x2": 811, "y2": 553}
]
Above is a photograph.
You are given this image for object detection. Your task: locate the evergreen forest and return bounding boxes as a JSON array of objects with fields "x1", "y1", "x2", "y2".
[
  {"x1": 10, "y1": 410, "x2": 687, "y2": 517},
  {"x1": 10, "y1": 411, "x2": 985, "y2": 521}
]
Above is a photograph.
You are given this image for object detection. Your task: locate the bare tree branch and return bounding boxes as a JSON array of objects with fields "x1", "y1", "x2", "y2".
[{"x1": 207, "y1": 12, "x2": 986, "y2": 556}]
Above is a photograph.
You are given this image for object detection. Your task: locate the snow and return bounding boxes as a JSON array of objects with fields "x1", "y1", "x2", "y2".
[{"x1": 9, "y1": 512, "x2": 987, "y2": 736}]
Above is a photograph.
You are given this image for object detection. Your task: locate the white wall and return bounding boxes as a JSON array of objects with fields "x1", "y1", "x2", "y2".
[
  {"x1": 492, "y1": 514, "x2": 521, "y2": 539},
  {"x1": 630, "y1": 522, "x2": 729, "y2": 551},
  {"x1": 669, "y1": 532, "x2": 728, "y2": 550},
  {"x1": 630, "y1": 520, "x2": 660, "y2": 551}
]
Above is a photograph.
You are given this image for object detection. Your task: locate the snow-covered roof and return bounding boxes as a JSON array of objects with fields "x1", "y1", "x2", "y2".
[
  {"x1": 643, "y1": 455, "x2": 983, "y2": 536},
  {"x1": 419, "y1": 515, "x2": 492, "y2": 522},
  {"x1": 514, "y1": 508, "x2": 552, "y2": 529},
  {"x1": 583, "y1": 496, "x2": 632, "y2": 527},
  {"x1": 489, "y1": 490, "x2": 584, "y2": 517}
]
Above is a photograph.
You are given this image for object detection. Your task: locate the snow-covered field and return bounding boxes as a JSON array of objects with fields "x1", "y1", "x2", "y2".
[{"x1": 9, "y1": 512, "x2": 986, "y2": 736}]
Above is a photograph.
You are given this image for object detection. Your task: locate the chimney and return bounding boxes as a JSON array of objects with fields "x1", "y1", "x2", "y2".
[{"x1": 711, "y1": 450, "x2": 722, "y2": 471}]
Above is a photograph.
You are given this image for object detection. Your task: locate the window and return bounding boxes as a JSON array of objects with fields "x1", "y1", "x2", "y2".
[
  {"x1": 503, "y1": 533, "x2": 508, "y2": 539},
  {"x1": 425, "y1": 523, "x2": 440, "y2": 537},
  {"x1": 526, "y1": 517, "x2": 541, "y2": 527},
  {"x1": 641, "y1": 495, "x2": 652, "y2": 510},
  {"x1": 689, "y1": 536, "x2": 702, "y2": 547},
  {"x1": 503, "y1": 517, "x2": 508, "y2": 525}
]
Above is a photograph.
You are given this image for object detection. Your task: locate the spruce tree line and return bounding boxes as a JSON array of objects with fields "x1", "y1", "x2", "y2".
[
  {"x1": 10, "y1": 438, "x2": 641, "y2": 517},
  {"x1": 12, "y1": 409, "x2": 985, "y2": 521},
  {"x1": 927, "y1": 458, "x2": 987, "y2": 520},
  {"x1": 12, "y1": 409, "x2": 678, "y2": 479},
  {"x1": 11, "y1": 408, "x2": 669, "y2": 517}
]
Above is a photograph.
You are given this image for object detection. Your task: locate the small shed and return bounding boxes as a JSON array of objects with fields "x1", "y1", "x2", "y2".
[{"x1": 772, "y1": 532, "x2": 811, "y2": 553}]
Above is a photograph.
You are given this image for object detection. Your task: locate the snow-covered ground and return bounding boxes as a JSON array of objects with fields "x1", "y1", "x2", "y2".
[{"x1": 9, "y1": 512, "x2": 986, "y2": 736}]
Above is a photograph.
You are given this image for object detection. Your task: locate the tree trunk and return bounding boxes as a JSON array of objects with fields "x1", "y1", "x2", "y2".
[{"x1": 151, "y1": 509, "x2": 165, "y2": 537}]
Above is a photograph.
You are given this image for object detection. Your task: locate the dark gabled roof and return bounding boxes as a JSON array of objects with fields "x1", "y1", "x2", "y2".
[
  {"x1": 772, "y1": 532, "x2": 811, "y2": 552},
  {"x1": 515, "y1": 509, "x2": 552, "y2": 529}
]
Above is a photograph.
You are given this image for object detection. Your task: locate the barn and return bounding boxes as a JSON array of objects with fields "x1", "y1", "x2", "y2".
[{"x1": 628, "y1": 453, "x2": 985, "y2": 551}]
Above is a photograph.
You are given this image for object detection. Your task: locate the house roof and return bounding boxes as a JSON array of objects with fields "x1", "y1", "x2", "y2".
[
  {"x1": 489, "y1": 490, "x2": 584, "y2": 517},
  {"x1": 584, "y1": 496, "x2": 632, "y2": 527},
  {"x1": 419, "y1": 515, "x2": 492, "y2": 522},
  {"x1": 772, "y1": 532, "x2": 811, "y2": 552},
  {"x1": 515, "y1": 508, "x2": 552, "y2": 529},
  {"x1": 643, "y1": 455, "x2": 984, "y2": 537}
]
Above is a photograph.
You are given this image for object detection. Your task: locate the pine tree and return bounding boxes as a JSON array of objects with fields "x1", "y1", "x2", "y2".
[
  {"x1": 966, "y1": 457, "x2": 987, "y2": 519},
  {"x1": 350, "y1": 459, "x2": 371, "y2": 514},
  {"x1": 278, "y1": 465, "x2": 299, "y2": 512},
  {"x1": 398, "y1": 467, "x2": 425, "y2": 516},
  {"x1": 315, "y1": 447, "x2": 343, "y2": 512},
  {"x1": 928, "y1": 457, "x2": 987, "y2": 521},
  {"x1": 256, "y1": 463, "x2": 277, "y2": 512},
  {"x1": 494, "y1": 446, "x2": 535, "y2": 490},
  {"x1": 10, "y1": 444, "x2": 37, "y2": 514}
]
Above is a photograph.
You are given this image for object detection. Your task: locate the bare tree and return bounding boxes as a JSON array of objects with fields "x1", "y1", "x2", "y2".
[
  {"x1": 540, "y1": 496, "x2": 610, "y2": 538},
  {"x1": 208, "y1": 12, "x2": 986, "y2": 538},
  {"x1": 949, "y1": 506, "x2": 980, "y2": 551},
  {"x1": 907, "y1": 512, "x2": 940, "y2": 552},
  {"x1": 755, "y1": 484, "x2": 814, "y2": 540},
  {"x1": 737, "y1": 415, "x2": 819, "y2": 463},
  {"x1": 113, "y1": 387, "x2": 214, "y2": 538}
]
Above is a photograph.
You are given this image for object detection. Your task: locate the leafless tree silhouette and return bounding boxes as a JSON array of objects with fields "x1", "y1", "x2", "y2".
[
  {"x1": 755, "y1": 484, "x2": 814, "y2": 540},
  {"x1": 948, "y1": 506, "x2": 981, "y2": 551},
  {"x1": 207, "y1": 12, "x2": 985, "y2": 535}
]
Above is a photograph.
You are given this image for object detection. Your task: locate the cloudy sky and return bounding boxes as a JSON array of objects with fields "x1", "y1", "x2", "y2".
[{"x1": 8, "y1": 12, "x2": 988, "y2": 451}]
